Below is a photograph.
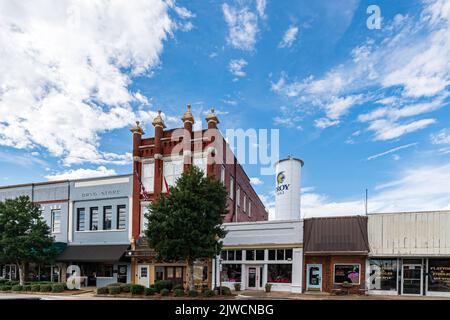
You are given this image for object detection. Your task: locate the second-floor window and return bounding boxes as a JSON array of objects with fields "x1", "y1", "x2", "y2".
[
  {"x1": 220, "y1": 165, "x2": 225, "y2": 185},
  {"x1": 103, "y1": 206, "x2": 112, "y2": 230},
  {"x1": 142, "y1": 162, "x2": 155, "y2": 193},
  {"x1": 230, "y1": 176, "x2": 234, "y2": 199},
  {"x1": 51, "y1": 209, "x2": 61, "y2": 233},
  {"x1": 90, "y1": 207, "x2": 99, "y2": 231},
  {"x1": 248, "y1": 201, "x2": 252, "y2": 216},
  {"x1": 236, "y1": 186, "x2": 241, "y2": 207},
  {"x1": 77, "y1": 208, "x2": 85, "y2": 231},
  {"x1": 117, "y1": 205, "x2": 126, "y2": 230},
  {"x1": 193, "y1": 153, "x2": 207, "y2": 176},
  {"x1": 164, "y1": 157, "x2": 183, "y2": 191},
  {"x1": 243, "y1": 194, "x2": 247, "y2": 213}
]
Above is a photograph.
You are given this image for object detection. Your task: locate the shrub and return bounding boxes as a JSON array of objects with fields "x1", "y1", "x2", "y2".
[
  {"x1": 108, "y1": 286, "x2": 121, "y2": 295},
  {"x1": 234, "y1": 283, "x2": 241, "y2": 291},
  {"x1": 12, "y1": 285, "x2": 23, "y2": 291},
  {"x1": 173, "y1": 289, "x2": 185, "y2": 297},
  {"x1": 145, "y1": 287, "x2": 156, "y2": 296},
  {"x1": 154, "y1": 280, "x2": 173, "y2": 293},
  {"x1": 1, "y1": 286, "x2": 12, "y2": 291},
  {"x1": 160, "y1": 288, "x2": 169, "y2": 296},
  {"x1": 106, "y1": 282, "x2": 122, "y2": 287},
  {"x1": 23, "y1": 285, "x2": 32, "y2": 292},
  {"x1": 6, "y1": 280, "x2": 19, "y2": 286},
  {"x1": 188, "y1": 290, "x2": 198, "y2": 297},
  {"x1": 130, "y1": 284, "x2": 145, "y2": 295},
  {"x1": 215, "y1": 286, "x2": 231, "y2": 296},
  {"x1": 0, "y1": 279, "x2": 8, "y2": 285},
  {"x1": 97, "y1": 287, "x2": 109, "y2": 295},
  {"x1": 202, "y1": 289, "x2": 215, "y2": 297},
  {"x1": 120, "y1": 283, "x2": 132, "y2": 293},
  {"x1": 31, "y1": 284, "x2": 41, "y2": 292},
  {"x1": 40, "y1": 284, "x2": 52, "y2": 292},
  {"x1": 173, "y1": 284, "x2": 184, "y2": 291},
  {"x1": 52, "y1": 284, "x2": 65, "y2": 293}
]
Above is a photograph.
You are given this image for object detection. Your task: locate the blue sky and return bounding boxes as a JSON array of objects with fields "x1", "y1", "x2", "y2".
[{"x1": 0, "y1": 0, "x2": 449, "y2": 216}]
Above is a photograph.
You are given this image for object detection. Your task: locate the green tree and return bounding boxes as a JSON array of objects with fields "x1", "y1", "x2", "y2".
[
  {"x1": 145, "y1": 166, "x2": 227, "y2": 290},
  {"x1": 0, "y1": 196, "x2": 58, "y2": 285}
]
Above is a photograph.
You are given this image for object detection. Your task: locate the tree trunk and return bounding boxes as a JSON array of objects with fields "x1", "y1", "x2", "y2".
[
  {"x1": 188, "y1": 259, "x2": 195, "y2": 291},
  {"x1": 18, "y1": 263, "x2": 26, "y2": 286}
]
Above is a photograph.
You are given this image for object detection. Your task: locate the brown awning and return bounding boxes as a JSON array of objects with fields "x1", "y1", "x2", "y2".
[
  {"x1": 57, "y1": 245, "x2": 130, "y2": 262},
  {"x1": 304, "y1": 216, "x2": 369, "y2": 253}
]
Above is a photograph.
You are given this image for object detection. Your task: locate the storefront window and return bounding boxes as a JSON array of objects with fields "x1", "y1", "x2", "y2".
[
  {"x1": 221, "y1": 250, "x2": 242, "y2": 261},
  {"x1": 268, "y1": 264, "x2": 292, "y2": 283},
  {"x1": 221, "y1": 264, "x2": 241, "y2": 282},
  {"x1": 268, "y1": 249, "x2": 292, "y2": 261},
  {"x1": 334, "y1": 264, "x2": 360, "y2": 284},
  {"x1": 369, "y1": 259, "x2": 397, "y2": 291},
  {"x1": 428, "y1": 259, "x2": 450, "y2": 293}
]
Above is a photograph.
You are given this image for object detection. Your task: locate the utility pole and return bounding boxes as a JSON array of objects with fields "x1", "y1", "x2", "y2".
[{"x1": 365, "y1": 189, "x2": 368, "y2": 215}]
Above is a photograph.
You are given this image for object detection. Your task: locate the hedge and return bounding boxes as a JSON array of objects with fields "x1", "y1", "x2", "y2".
[
  {"x1": 173, "y1": 284, "x2": 184, "y2": 291},
  {"x1": 145, "y1": 287, "x2": 156, "y2": 296},
  {"x1": 202, "y1": 289, "x2": 215, "y2": 297},
  {"x1": 12, "y1": 285, "x2": 23, "y2": 291},
  {"x1": 97, "y1": 287, "x2": 109, "y2": 295},
  {"x1": 154, "y1": 280, "x2": 173, "y2": 293},
  {"x1": 31, "y1": 285, "x2": 41, "y2": 292},
  {"x1": 215, "y1": 286, "x2": 232, "y2": 296},
  {"x1": 160, "y1": 288, "x2": 169, "y2": 296},
  {"x1": 40, "y1": 284, "x2": 52, "y2": 292},
  {"x1": 23, "y1": 285, "x2": 32, "y2": 292},
  {"x1": 108, "y1": 286, "x2": 121, "y2": 295},
  {"x1": 120, "y1": 283, "x2": 132, "y2": 293},
  {"x1": 52, "y1": 284, "x2": 65, "y2": 293},
  {"x1": 173, "y1": 289, "x2": 185, "y2": 297},
  {"x1": 188, "y1": 290, "x2": 198, "y2": 297},
  {"x1": 0, "y1": 286, "x2": 12, "y2": 291},
  {"x1": 130, "y1": 284, "x2": 145, "y2": 295}
]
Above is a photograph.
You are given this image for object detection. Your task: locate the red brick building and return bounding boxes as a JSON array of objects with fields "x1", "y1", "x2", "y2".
[
  {"x1": 303, "y1": 216, "x2": 369, "y2": 294},
  {"x1": 128, "y1": 106, "x2": 267, "y2": 288}
]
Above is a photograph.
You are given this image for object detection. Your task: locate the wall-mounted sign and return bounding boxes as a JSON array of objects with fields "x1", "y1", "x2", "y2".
[
  {"x1": 81, "y1": 189, "x2": 121, "y2": 199},
  {"x1": 275, "y1": 171, "x2": 290, "y2": 195}
]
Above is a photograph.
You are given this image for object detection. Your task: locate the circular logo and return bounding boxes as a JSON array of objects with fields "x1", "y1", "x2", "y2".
[{"x1": 277, "y1": 171, "x2": 285, "y2": 185}]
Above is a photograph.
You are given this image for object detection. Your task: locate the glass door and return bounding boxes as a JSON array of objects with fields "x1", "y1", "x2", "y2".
[
  {"x1": 402, "y1": 263, "x2": 422, "y2": 295},
  {"x1": 138, "y1": 265, "x2": 150, "y2": 287},
  {"x1": 307, "y1": 264, "x2": 322, "y2": 291},
  {"x1": 247, "y1": 266, "x2": 261, "y2": 290}
]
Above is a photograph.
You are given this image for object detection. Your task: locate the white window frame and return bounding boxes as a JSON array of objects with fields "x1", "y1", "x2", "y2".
[
  {"x1": 236, "y1": 186, "x2": 241, "y2": 207},
  {"x1": 243, "y1": 194, "x2": 247, "y2": 213},
  {"x1": 163, "y1": 156, "x2": 183, "y2": 192},
  {"x1": 51, "y1": 209, "x2": 61, "y2": 234},
  {"x1": 220, "y1": 165, "x2": 225, "y2": 185},
  {"x1": 193, "y1": 152, "x2": 207, "y2": 176},
  {"x1": 140, "y1": 203, "x2": 151, "y2": 235},
  {"x1": 142, "y1": 161, "x2": 155, "y2": 193},
  {"x1": 230, "y1": 176, "x2": 234, "y2": 199},
  {"x1": 248, "y1": 201, "x2": 252, "y2": 217}
]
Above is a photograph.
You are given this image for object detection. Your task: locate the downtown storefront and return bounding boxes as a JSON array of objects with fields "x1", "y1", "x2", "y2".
[
  {"x1": 367, "y1": 211, "x2": 450, "y2": 297},
  {"x1": 303, "y1": 216, "x2": 369, "y2": 294},
  {"x1": 214, "y1": 220, "x2": 304, "y2": 292}
]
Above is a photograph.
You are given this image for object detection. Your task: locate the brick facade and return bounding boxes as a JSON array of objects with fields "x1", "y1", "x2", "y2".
[
  {"x1": 130, "y1": 107, "x2": 268, "y2": 239},
  {"x1": 303, "y1": 255, "x2": 367, "y2": 294}
]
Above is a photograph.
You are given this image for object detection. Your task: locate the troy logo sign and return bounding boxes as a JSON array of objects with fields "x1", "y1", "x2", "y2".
[{"x1": 276, "y1": 171, "x2": 290, "y2": 194}]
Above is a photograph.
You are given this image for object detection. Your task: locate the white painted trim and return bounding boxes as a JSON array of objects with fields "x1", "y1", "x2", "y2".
[
  {"x1": 128, "y1": 196, "x2": 133, "y2": 241},
  {"x1": 74, "y1": 177, "x2": 130, "y2": 188},
  {"x1": 68, "y1": 201, "x2": 73, "y2": 242}
]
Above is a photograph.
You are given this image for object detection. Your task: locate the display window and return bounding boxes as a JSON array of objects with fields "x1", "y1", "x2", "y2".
[{"x1": 334, "y1": 264, "x2": 360, "y2": 284}]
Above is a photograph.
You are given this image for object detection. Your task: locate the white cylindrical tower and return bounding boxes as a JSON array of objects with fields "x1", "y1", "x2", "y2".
[{"x1": 273, "y1": 156, "x2": 304, "y2": 220}]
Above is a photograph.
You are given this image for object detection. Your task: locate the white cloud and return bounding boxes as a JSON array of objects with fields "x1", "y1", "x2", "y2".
[
  {"x1": 271, "y1": 0, "x2": 450, "y2": 137},
  {"x1": 228, "y1": 59, "x2": 248, "y2": 77},
  {"x1": 368, "y1": 119, "x2": 436, "y2": 141},
  {"x1": 250, "y1": 177, "x2": 263, "y2": 185},
  {"x1": 0, "y1": 1, "x2": 187, "y2": 166},
  {"x1": 278, "y1": 25, "x2": 298, "y2": 48},
  {"x1": 45, "y1": 166, "x2": 117, "y2": 181},
  {"x1": 255, "y1": 0, "x2": 267, "y2": 19},
  {"x1": 222, "y1": 2, "x2": 260, "y2": 51},
  {"x1": 430, "y1": 128, "x2": 450, "y2": 144},
  {"x1": 302, "y1": 162, "x2": 450, "y2": 217},
  {"x1": 314, "y1": 118, "x2": 340, "y2": 129},
  {"x1": 367, "y1": 143, "x2": 417, "y2": 161}
]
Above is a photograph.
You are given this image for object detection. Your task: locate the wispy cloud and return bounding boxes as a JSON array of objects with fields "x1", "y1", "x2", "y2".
[
  {"x1": 228, "y1": 58, "x2": 248, "y2": 77},
  {"x1": 250, "y1": 177, "x2": 264, "y2": 185},
  {"x1": 431, "y1": 128, "x2": 450, "y2": 144},
  {"x1": 279, "y1": 25, "x2": 298, "y2": 48},
  {"x1": 367, "y1": 142, "x2": 417, "y2": 161}
]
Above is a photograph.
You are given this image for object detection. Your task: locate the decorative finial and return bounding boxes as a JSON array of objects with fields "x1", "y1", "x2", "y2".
[
  {"x1": 182, "y1": 104, "x2": 195, "y2": 123},
  {"x1": 205, "y1": 107, "x2": 219, "y2": 124},
  {"x1": 152, "y1": 109, "x2": 166, "y2": 128},
  {"x1": 130, "y1": 120, "x2": 144, "y2": 135}
]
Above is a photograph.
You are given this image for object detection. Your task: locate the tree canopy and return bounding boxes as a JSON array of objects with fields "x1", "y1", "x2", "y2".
[
  {"x1": 0, "y1": 196, "x2": 58, "y2": 284},
  {"x1": 145, "y1": 165, "x2": 228, "y2": 289}
]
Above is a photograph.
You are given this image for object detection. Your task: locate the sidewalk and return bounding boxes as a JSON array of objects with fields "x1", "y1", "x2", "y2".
[{"x1": 236, "y1": 290, "x2": 450, "y2": 300}]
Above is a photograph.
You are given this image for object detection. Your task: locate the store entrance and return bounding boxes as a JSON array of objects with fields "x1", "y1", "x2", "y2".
[
  {"x1": 402, "y1": 262, "x2": 423, "y2": 295},
  {"x1": 246, "y1": 265, "x2": 262, "y2": 290},
  {"x1": 306, "y1": 264, "x2": 322, "y2": 291}
]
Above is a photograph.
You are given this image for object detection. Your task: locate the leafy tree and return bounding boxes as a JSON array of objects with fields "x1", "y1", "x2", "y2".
[
  {"x1": 145, "y1": 166, "x2": 227, "y2": 290},
  {"x1": 0, "y1": 196, "x2": 58, "y2": 285}
]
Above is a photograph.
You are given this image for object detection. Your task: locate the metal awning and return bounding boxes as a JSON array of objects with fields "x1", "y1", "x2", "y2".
[{"x1": 57, "y1": 244, "x2": 130, "y2": 262}]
